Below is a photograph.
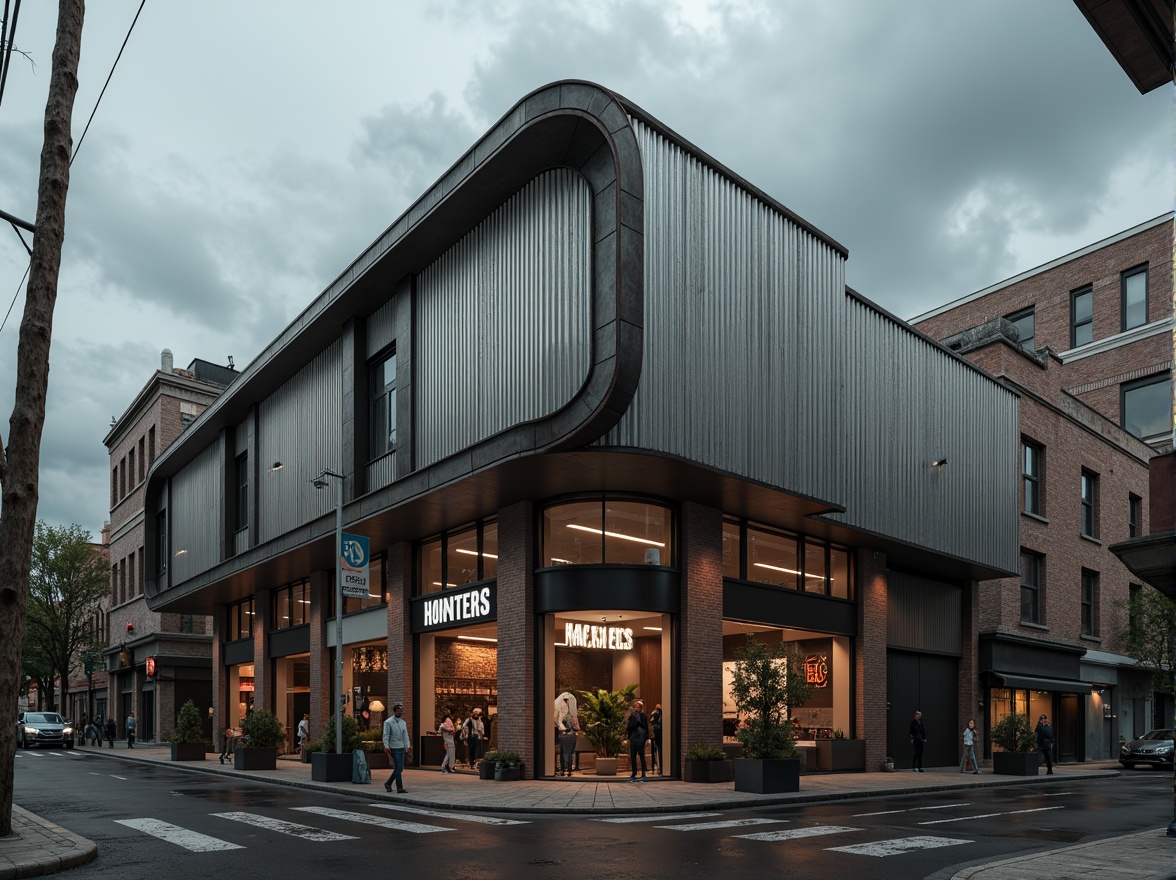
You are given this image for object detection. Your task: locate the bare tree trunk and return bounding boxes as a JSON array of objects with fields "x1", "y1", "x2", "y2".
[{"x1": 0, "y1": 0, "x2": 84, "y2": 837}]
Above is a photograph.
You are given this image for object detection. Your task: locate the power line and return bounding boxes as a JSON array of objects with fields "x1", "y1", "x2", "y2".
[{"x1": 0, "y1": 0, "x2": 22, "y2": 110}]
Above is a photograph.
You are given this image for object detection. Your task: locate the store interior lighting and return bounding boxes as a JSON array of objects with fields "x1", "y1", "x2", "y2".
[{"x1": 566, "y1": 524, "x2": 665, "y2": 546}]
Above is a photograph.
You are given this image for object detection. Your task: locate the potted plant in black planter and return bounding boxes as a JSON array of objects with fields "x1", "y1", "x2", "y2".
[
  {"x1": 313, "y1": 713, "x2": 360, "y2": 782},
  {"x1": 359, "y1": 728, "x2": 389, "y2": 770},
  {"x1": 816, "y1": 727, "x2": 867, "y2": 771},
  {"x1": 731, "y1": 636, "x2": 814, "y2": 794},
  {"x1": 683, "y1": 744, "x2": 733, "y2": 783},
  {"x1": 485, "y1": 749, "x2": 524, "y2": 781},
  {"x1": 990, "y1": 713, "x2": 1041, "y2": 775},
  {"x1": 235, "y1": 709, "x2": 284, "y2": 771},
  {"x1": 300, "y1": 739, "x2": 320, "y2": 764},
  {"x1": 579, "y1": 683, "x2": 638, "y2": 776},
  {"x1": 168, "y1": 700, "x2": 207, "y2": 761}
]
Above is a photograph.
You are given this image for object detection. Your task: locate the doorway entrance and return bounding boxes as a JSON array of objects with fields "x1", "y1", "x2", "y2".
[{"x1": 1058, "y1": 693, "x2": 1081, "y2": 763}]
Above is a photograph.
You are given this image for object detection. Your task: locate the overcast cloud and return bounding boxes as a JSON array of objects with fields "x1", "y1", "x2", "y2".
[{"x1": 0, "y1": 0, "x2": 1170, "y2": 538}]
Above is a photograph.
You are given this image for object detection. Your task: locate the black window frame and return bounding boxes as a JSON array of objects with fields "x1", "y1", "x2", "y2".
[
  {"x1": 1121, "y1": 263, "x2": 1148, "y2": 332},
  {"x1": 416, "y1": 519, "x2": 499, "y2": 596},
  {"x1": 369, "y1": 345, "x2": 397, "y2": 461},
  {"x1": 724, "y1": 516, "x2": 855, "y2": 600},
  {"x1": 1081, "y1": 469, "x2": 1099, "y2": 539},
  {"x1": 1020, "y1": 550, "x2": 1043, "y2": 625},
  {"x1": 1080, "y1": 568, "x2": 1099, "y2": 637},
  {"x1": 234, "y1": 452, "x2": 249, "y2": 532},
  {"x1": 155, "y1": 510, "x2": 167, "y2": 576},
  {"x1": 1070, "y1": 286, "x2": 1093, "y2": 348},
  {"x1": 1129, "y1": 493, "x2": 1142, "y2": 538},
  {"x1": 1121, "y1": 371, "x2": 1172, "y2": 442},
  {"x1": 1022, "y1": 440, "x2": 1042, "y2": 515},
  {"x1": 1006, "y1": 306, "x2": 1035, "y2": 351},
  {"x1": 271, "y1": 579, "x2": 310, "y2": 631},
  {"x1": 226, "y1": 598, "x2": 254, "y2": 641}
]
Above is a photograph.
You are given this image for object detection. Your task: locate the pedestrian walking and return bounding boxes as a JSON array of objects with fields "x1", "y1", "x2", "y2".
[
  {"x1": 909, "y1": 710, "x2": 926, "y2": 772},
  {"x1": 960, "y1": 719, "x2": 979, "y2": 774},
  {"x1": 649, "y1": 703, "x2": 663, "y2": 775},
  {"x1": 382, "y1": 702, "x2": 410, "y2": 793},
  {"x1": 126, "y1": 711, "x2": 136, "y2": 748},
  {"x1": 1035, "y1": 714, "x2": 1054, "y2": 775},
  {"x1": 462, "y1": 708, "x2": 484, "y2": 768},
  {"x1": 626, "y1": 700, "x2": 649, "y2": 782},
  {"x1": 296, "y1": 713, "x2": 310, "y2": 754},
  {"x1": 438, "y1": 709, "x2": 456, "y2": 773},
  {"x1": 104, "y1": 717, "x2": 116, "y2": 748}
]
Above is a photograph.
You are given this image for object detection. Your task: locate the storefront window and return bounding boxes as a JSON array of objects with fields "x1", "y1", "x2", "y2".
[
  {"x1": 227, "y1": 663, "x2": 255, "y2": 725},
  {"x1": 988, "y1": 686, "x2": 1053, "y2": 752},
  {"x1": 343, "y1": 556, "x2": 386, "y2": 614},
  {"x1": 541, "y1": 497, "x2": 673, "y2": 567},
  {"x1": 448, "y1": 527, "x2": 480, "y2": 586},
  {"x1": 272, "y1": 580, "x2": 309, "y2": 629},
  {"x1": 226, "y1": 599, "x2": 254, "y2": 640},
  {"x1": 722, "y1": 518, "x2": 741, "y2": 578},
  {"x1": 417, "y1": 520, "x2": 498, "y2": 595},
  {"x1": 748, "y1": 525, "x2": 799, "y2": 589},
  {"x1": 418, "y1": 624, "x2": 499, "y2": 767},
  {"x1": 735, "y1": 519, "x2": 854, "y2": 600}
]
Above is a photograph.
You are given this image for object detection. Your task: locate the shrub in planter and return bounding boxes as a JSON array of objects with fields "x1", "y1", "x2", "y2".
[
  {"x1": 300, "y1": 739, "x2": 321, "y2": 764},
  {"x1": 168, "y1": 700, "x2": 207, "y2": 761},
  {"x1": 480, "y1": 749, "x2": 524, "y2": 781},
  {"x1": 990, "y1": 713, "x2": 1041, "y2": 776},
  {"x1": 235, "y1": 709, "x2": 284, "y2": 771},
  {"x1": 320, "y1": 713, "x2": 362, "y2": 754},
  {"x1": 684, "y1": 744, "x2": 733, "y2": 783}
]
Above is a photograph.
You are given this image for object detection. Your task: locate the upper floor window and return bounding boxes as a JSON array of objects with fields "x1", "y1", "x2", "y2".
[
  {"x1": 226, "y1": 598, "x2": 254, "y2": 641},
  {"x1": 111, "y1": 465, "x2": 118, "y2": 507},
  {"x1": 1122, "y1": 371, "x2": 1171, "y2": 442},
  {"x1": 148, "y1": 426, "x2": 156, "y2": 466},
  {"x1": 542, "y1": 498, "x2": 671, "y2": 569},
  {"x1": 1070, "y1": 286, "x2": 1093, "y2": 348},
  {"x1": 155, "y1": 511, "x2": 167, "y2": 575},
  {"x1": 273, "y1": 580, "x2": 310, "y2": 630},
  {"x1": 1006, "y1": 307, "x2": 1035, "y2": 351},
  {"x1": 1022, "y1": 440, "x2": 1043, "y2": 516},
  {"x1": 370, "y1": 347, "x2": 397, "y2": 459},
  {"x1": 1081, "y1": 469, "x2": 1098, "y2": 538},
  {"x1": 1121, "y1": 264, "x2": 1148, "y2": 331},
  {"x1": 1129, "y1": 493, "x2": 1142, "y2": 538},
  {"x1": 1081, "y1": 569, "x2": 1099, "y2": 637},
  {"x1": 235, "y1": 453, "x2": 249, "y2": 532},
  {"x1": 419, "y1": 519, "x2": 499, "y2": 595},
  {"x1": 138, "y1": 436, "x2": 146, "y2": 482},
  {"x1": 128, "y1": 448, "x2": 136, "y2": 488},
  {"x1": 1020, "y1": 550, "x2": 1042, "y2": 624},
  {"x1": 724, "y1": 516, "x2": 854, "y2": 600}
]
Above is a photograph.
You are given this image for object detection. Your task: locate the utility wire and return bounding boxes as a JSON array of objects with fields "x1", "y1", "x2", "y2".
[{"x1": 0, "y1": 0, "x2": 21, "y2": 110}]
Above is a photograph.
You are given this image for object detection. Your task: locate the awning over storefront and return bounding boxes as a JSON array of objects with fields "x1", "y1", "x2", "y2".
[{"x1": 988, "y1": 671, "x2": 1092, "y2": 695}]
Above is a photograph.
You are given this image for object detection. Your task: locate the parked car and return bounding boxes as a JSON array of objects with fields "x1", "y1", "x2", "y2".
[
  {"x1": 15, "y1": 712, "x2": 74, "y2": 749},
  {"x1": 1119, "y1": 729, "x2": 1176, "y2": 770}
]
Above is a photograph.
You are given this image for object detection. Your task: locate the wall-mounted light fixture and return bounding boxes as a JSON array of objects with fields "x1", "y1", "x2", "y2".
[
  {"x1": 931, "y1": 458, "x2": 948, "y2": 468},
  {"x1": 270, "y1": 461, "x2": 284, "y2": 472},
  {"x1": 125, "y1": 621, "x2": 134, "y2": 634},
  {"x1": 174, "y1": 549, "x2": 187, "y2": 557}
]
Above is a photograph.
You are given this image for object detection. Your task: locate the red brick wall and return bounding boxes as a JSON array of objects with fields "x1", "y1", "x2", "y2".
[
  {"x1": 496, "y1": 502, "x2": 535, "y2": 775},
  {"x1": 309, "y1": 569, "x2": 331, "y2": 740},
  {"x1": 679, "y1": 501, "x2": 723, "y2": 773},
  {"x1": 855, "y1": 548, "x2": 888, "y2": 770},
  {"x1": 385, "y1": 543, "x2": 413, "y2": 751}
]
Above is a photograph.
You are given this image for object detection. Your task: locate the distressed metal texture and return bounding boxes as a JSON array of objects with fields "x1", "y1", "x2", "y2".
[
  {"x1": 601, "y1": 120, "x2": 847, "y2": 507},
  {"x1": 170, "y1": 441, "x2": 224, "y2": 584},
  {"x1": 886, "y1": 571, "x2": 963, "y2": 655},
  {"x1": 366, "y1": 451, "x2": 395, "y2": 493},
  {"x1": 256, "y1": 340, "x2": 344, "y2": 544},
  {"x1": 415, "y1": 168, "x2": 592, "y2": 467},
  {"x1": 828, "y1": 297, "x2": 1019, "y2": 571}
]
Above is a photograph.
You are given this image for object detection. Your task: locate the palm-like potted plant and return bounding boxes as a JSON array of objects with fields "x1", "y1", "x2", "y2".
[
  {"x1": 168, "y1": 700, "x2": 207, "y2": 761},
  {"x1": 578, "y1": 683, "x2": 638, "y2": 776},
  {"x1": 730, "y1": 636, "x2": 814, "y2": 793},
  {"x1": 235, "y1": 709, "x2": 284, "y2": 771},
  {"x1": 990, "y1": 713, "x2": 1040, "y2": 776}
]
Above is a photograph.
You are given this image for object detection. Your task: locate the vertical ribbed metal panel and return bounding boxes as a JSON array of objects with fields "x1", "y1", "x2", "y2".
[
  {"x1": 366, "y1": 298, "x2": 396, "y2": 358},
  {"x1": 602, "y1": 121, "x2": 847, "y2": 506},
  {"x1": 257, "y1": 340, "x2": 343, "y2": 544},
  {"x1": 415, "y1": 169, "x2": 592, "y2": 467},
  {"x1": 365, "y1": 451, "x2": 396, "y2": 493},
  {"x1": 170, "y1": 441, "x2": 223, "y2": 582},
  {"x1": 886, "y1": 571, "x2": 963, "y2": 654}
]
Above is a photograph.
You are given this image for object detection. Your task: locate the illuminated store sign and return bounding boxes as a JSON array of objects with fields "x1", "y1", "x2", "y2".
[
  {"x1": 564, "y1": 623, "x2": 634, "y2": 651},
  {"x1": 413, "y1": 583, "x2": 496, "y2": 632}
]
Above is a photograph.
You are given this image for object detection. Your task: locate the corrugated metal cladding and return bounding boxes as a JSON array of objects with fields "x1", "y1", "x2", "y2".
[
  {"x1": 415, "y1": 169, "x2": 593, "y2": 468},
  {"x1": 366, "y1": 298, "x2": 395, "y2": 359},
  {"x1": 169, "y1": 441, "x2": 223, "y2": 586},
  {"x1": 886, "y1": 571, "x2": 963, "y2": 655},
  {"x1": 828, "y1": 298, "x2": 1019, "y2": 573},
  {"x1": 256, "y1": 340, "x2": 344, "y2": 544},
  {"x1": 601, "y1": 120, "x2": 847, "y2": 507},
  {"x1": 365, "y1": 451, "x2": 395, "y2": 494}
]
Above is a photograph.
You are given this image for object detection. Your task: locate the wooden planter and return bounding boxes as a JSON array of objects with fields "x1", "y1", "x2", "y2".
[
  {"x1": 170, "y1": 743, "x2": 206, "y2": 762},
  {"x1": 992, "y1": 751, "x2": 1041, "y2": 776},
  {"x1": 815, "y1": 739, "x2": 867, "y2": 771},
  {"x1": 684, "y1": 759, "x2": 733, "y2": 783},
  {"x1": 594, "y1": 757, "x2": 618, "y2": 776},
  {"x1": 311, "y1": 751, "x2": 354, "y2": 782},
  {"x1": 734, "y1": 758, "x2": 801, "y2": 794},
  {"x1": 494, "y1": 763, "x2": 525, "y2": 781},
  {"x1": 234, "y1": 747, "x2": 278, "y2": 771}
]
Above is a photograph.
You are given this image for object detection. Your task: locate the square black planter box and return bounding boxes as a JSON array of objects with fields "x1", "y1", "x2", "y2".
[
  {"x1": 234, "y1": 747, "x2": 278, "y2": 771},
  {"x1": 734, "y1": 758, "x2": 800, "y2": 794},
  {"x1": 312, "y1": 751, "x2": 355, "y2": 782},
  {"x1": 684, "y1": 759, "x2": 733, "y2": 783},
  {"x1": 170, "y1": 743, "x2": 206, "y2": 762},
  {"x1": 479, "y1": 762, "x2": 496, "y2": 779},
  {"x1": 992, "y1": 752, "x2": 1040, "y2": 776}
]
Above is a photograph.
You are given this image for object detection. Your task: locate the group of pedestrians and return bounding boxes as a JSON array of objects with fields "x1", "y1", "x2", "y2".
[
  {"x1": 80, "y1": 713, "x2": 133, "y2": 748},
  {"x1": 909, "y1": 709, "x2": 1056, "y2": 774}
]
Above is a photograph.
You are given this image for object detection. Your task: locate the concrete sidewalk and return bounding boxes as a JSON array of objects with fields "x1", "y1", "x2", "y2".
[{"x1": 8, "y1": 743, "x2": 1173, "y2": 878}]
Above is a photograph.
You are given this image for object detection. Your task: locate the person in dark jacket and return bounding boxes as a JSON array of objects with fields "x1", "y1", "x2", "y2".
[
  {"x1": 104, "y1": 717, "x2": 116, "y2": 748},
  {"x1": 626, "y1": 700, "x2": 649, "y2": 782},
  {"x1": 649, "y1": 704, "x2": 663, "y2": 775},
  {"x1": 1035, "y1": 714, "x2": 1054, "y2": 775},
  {"x1": 909, "y1": 710, "x2": 926, "y2": 772}
]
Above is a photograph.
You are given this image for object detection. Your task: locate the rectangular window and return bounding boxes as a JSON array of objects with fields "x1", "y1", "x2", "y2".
[
  {"x1": 235, "y1": 453, "x2": 249, "y2": 531},
  {"x1": 138, "y1": 437, "x2": 146, "y2": 482},
  {"x1": 1022, "y1": 440, "x2": 1042, "y2": 515},
  {"x1": 1006, "y1": 307, "x2": 1035, "y2": 351},
  {"x1": 369, "y1": 348, "x2": 397, "y2": 459},
  {"x1": 128, "y1": 449, "x2": 136, "y2": 488},
  {"x1": 111, "y1": 465, "x2": 118, "y2": 506},
  {"x1": 1122, "y1": 264, "x2": 1148, "y2": 331},
  {"x1": 148, "y1": 426, "x2": 156, "y2": 466},
  {"x1": 128, "y1": 553, "x2": 135, "y2": 599},
  {"x1": 272, "y1": 580, "x2": 310, "y2": 630},
  {"x1": 1070, "y1": 286, "x2": 1093, "y2": 348},
  {"x1": 1122, "y1": 371, "x2": 1171, "y2": 441},
  {"x1": 137, "y1": 548, "x2": 144, "y2": 596},
  {"x1": 119, "y1": 457, "x2": 127, "y2": 500},
  {"x1": 119, "y1": 559, "x2": 127, "y2": 605},
  {"x1": 1129, "y1": 493, "x2": 1142, "y2": 538},
  {"x1": 1020, "y1": 551, "x2": 1042, "y2": 624},
  {"x1": 747, "y1": 525, "x2": 800, "y2": 590},
  {"x1": 418, "y1": 518, "x2": 502, "y2": 595},
  {"x1": 1081, "y1": 469, "x2": 1098, "y2": 538},
  {"x1": 155, "y1": 511, "x2": 167, "y2": 575},
  {"x1": 1081, "y1": 569, "x2": 1099, "y2": 637},
  {"x1": 227, "y1": 599, "x2": 254, "y2": 640},
  {"x1": 180, "y1": 614, "x2": 194, "y2": 634},
  {"x1": 722, "y1": 518, "x2": 742, "y2": 579},
  {"x1": 803, "y1": 539, "x2": 827, "y2": 594}
]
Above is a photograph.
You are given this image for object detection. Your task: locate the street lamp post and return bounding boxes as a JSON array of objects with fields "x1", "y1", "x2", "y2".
[{"x1": 313, "y1": 469, "x2": 345, "y2": 756}]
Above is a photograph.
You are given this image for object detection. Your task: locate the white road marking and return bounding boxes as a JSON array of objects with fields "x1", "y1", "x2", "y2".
[
  {"x1": 368, "y1": 804, "x2": 529, "y2": 825},
  {"x1": 854, "y1": 803, "x2": 971, "y2": 817},
  {"x1": 1042, "y1": 791, "x2": 1073, "y2": 796},
  {"x1": 596, "y1": 812, "x2": 722, "y2": 823},
  {"x1": 115, "y1": 818, "x2": 244, "y2": 852},
  {"x1": 212, "y1": 811, "x2": 358, "y2": 841},
  {"x1": 292, "y1": 806, "x2": 452, "y2": 834},
  {"x1": 827, "y1": 836, "x2": 971, "y2": 857},
  {"x1": 918, "y1": 806, "x2": 1062, "y2": 826},
  {"x1": 656, "y1": 818, "x2": 784, "y2": 831},
  {"x1": 89, "y1": 772, "x2": 100, "y2": 776},
  {"x1": 110, "y1": 775, "x2": 127, "y2": 781},
  {"x1": 736, "y1": 825, "x2": 860, "y2": 842}
]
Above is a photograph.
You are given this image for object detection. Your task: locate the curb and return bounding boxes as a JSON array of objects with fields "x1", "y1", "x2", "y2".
[
  {"x1": 0, "y1": 806, "x2": 98, "y2": 880},
  {"x1": 950, "y1": 828, "x2": 1173, "y2": 880}
]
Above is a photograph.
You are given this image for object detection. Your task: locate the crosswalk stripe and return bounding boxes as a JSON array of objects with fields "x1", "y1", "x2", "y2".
[
  {"x1": 367, "y1": 804, "x2": 529, "y2": 825},
  {"x1": 736, "y1": 825, "x2": 860, "y2": 842},
  {"x1": 212, "y1": 811, "x2": 358, "y2": 841},
  {"x1": 115, "y1": 818, "x2": 244, "y2": 852},
  {"x1": 292, "y1": 806, "x2": 453, "y2": 834},
  {"x1": 656, "y1": 818, "x2": 783, "y2": 831},
  {"x1": 826, "y1": 836, "x2": 970, "y2": 857},
  {"x1": 854, "y1": 803, "x2": 972, "y2": 817},
  {"x1": 110, "y1": 775, "x2": 127, "y2": 781},
  {"x1": 918, "y1": 806, "x2": 1062, "y2": 826},
  {"x1": 596, "y1": 813, "x2": 721, "y2": 824}
]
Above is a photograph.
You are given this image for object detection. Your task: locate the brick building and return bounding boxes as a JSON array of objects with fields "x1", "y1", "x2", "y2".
[
  {"x1": 102, "y1": 350, "x2": 235, "y2": 743},
  {"x1": 63, "y1": 523, "x2": 112, "y2": 728},
  {"x1": 911, "y1": 214, "x2": 1174, "y2": 761}
]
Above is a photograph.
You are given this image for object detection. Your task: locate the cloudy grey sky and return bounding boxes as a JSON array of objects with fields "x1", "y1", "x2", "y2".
[{"x1": 0, "y1": 0, "x2": 1171, "y2": 538}]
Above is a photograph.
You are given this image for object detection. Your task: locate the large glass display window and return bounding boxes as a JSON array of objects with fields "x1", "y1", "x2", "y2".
[
  {"x1": 727, "y1": 519, "x2": 855, "y2": 600},
  {"x1": 418, "y1": 623, "x2": 499, "y2": 768},
  {"x1": 541, "y1": 497, "x2": 673, "y2": 567},
  {"x1": 418, "y1": 520, "x2": 498, "y2": 595}
]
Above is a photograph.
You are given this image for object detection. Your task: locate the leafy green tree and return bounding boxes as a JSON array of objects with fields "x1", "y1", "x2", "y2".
[
  {"x1": 1117, "y1": 586, "x2": 1176, "y2": 697},
  {"x1": 731, "y1": 636, "x2": 815, "y2": 760},
  {"x1": 23, "y1": 522, "x2": 110, "y2": 711}
]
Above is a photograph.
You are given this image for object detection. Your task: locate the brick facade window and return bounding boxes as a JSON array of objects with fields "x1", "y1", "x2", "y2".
[
  {"x1": 1080, "y1": 569, "x2": 1099, "y2": 637},
  {"x1": 1121, "y1": 371, "x2": 1171, "y2": 442},
  {"x1": 148, "y1": 426, "x2": 155, "y2": 466},
  {"x1": 1020, "y1": 550, "x2": 1043, "y2": 624},
  {"x1": 1121, "y1": 264, "x2": 1148, "y2": 331},
  {"x1": 1129, "y1": 493, "x2": 1142, "y2": 538},
  {"x1": 1022, "y1": 440, "x2": 1043, "y2": 516},
  {"x1": 1006, "y1": 306, "x2": 1035, "y2": 351},
  {"x1": 1080, "y1": 469, "x2": 1099, "y2": 539},
  {"x1": 1070, "y1": 286, "x2": 1093, "y2": 348},
  {"x1": 128, "y1": 448, "x2": 135, "y2": 489}
]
